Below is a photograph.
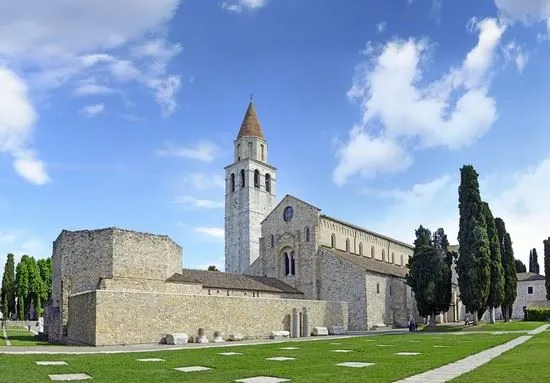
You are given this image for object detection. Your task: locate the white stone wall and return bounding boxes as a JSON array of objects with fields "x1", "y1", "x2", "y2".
[
  {"x1": 234, "y1": 136, "x2": 268, "y2": 163},
  {"x1": 225, "y1": 153, "x2": 276, "y2": 274},
  {"x1": 319, "y1": 217, "x2": 413, "y2": 267},
  {"x1": 495, "y1": 279, "x2": 547, "y2": 320}
]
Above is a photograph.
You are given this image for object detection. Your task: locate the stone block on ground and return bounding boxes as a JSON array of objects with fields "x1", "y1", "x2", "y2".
[
  {"x1": 312, "y1": 327, "x2": 329, "y2": 336},
  {"x1": 213, "y1": 330, "x2": 224, "y2": 343},
  {"x1": 228, "y1": 333, "x2": 245, "y2": 341},
  {"x1": 269, "y1": 330, "x2": 290, "y2": 339},
  {"x1": 196, "y1": 335, "x2": 209, "y2": 343},
  {"x1": 165, "y1": 333, "x2": 189, "y2": 345},
  {"x1": 49, "y1": 374, "x2": 92, "y2": 381},
  {"x1": 328, "y1": 325, "x2": 346, "y2": 335}
]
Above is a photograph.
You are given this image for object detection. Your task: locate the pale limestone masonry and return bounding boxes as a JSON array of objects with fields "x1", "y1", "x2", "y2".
[
  {"x1": 496, "y1": 272, "x2": 547, "y2": 320},
  {"x1": 86, "y1": 290, "x2": 347, "y2": 346},
  {"x1": 246, "y1": 194, "x2": 419, "y2": 330}
]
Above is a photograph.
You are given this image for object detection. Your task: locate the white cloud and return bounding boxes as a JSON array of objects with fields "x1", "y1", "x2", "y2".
[
  {"x1": 174, "y1": 196, "x2": 224, "y2": 209},
  {"x1": 80, "y1": 103, "x2": 105, "y2": 117},
  {"x1": 222, "y1": 0, "x2": 269, "y2": 13},
  {"x1": 333, "y1": 18, "x2": 505, "y2": 186},
  {"x1": 74, "y1": 84, "x2": 116, "y2": 97},
  {"x1": 188, "y1": 173, "x2": 225, "y2": 190},
  {"x1": 367, "y1": 157, "x2": 550, "y2": 271},
  {"x1": 495, "y1": 0, "x2": 550, "y2": 23},
  {"x1": 157, "y1": 141, "x2": 219, "y2": 162},
  {"x1": 194, "y1": 227, "x2": 225, "y2": 239},
  {"x1": 377, "y1": 22, "x2": 386, "y2": 33},
  {"x1": 502, "y1": 41, "x2": 529, "y2": 72},
  {"x1": 0, "y1": 67, "x2": 50, "y2": 185}
]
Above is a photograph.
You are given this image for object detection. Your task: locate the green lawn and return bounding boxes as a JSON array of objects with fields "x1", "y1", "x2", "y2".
[
  {"x1": 452, "y1": 331, "x2": 550, "y2": 382},
  {"x1": 1, "y1": 328, "x2": 51, "y2": 346},
  {"x1": 421, "y1": 320, "x2": 547, "y2": 333},
  {"x1": 0, "y1": 333, "x2": 519, "y2": 383}
]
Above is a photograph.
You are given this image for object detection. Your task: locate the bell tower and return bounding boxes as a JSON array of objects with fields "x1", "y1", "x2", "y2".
[{"x1": 224, "y1": 98, "x2": 277, "y2": 274}]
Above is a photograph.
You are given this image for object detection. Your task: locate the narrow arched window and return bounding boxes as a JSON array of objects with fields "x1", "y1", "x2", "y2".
[
  {"x1": 382, "y1": 249, "x2": 386, "y2": 262},
  {"x1": 284, "y1": 252, "x2": 290, "y2": 276},
  {"x1": 265, "y1": 173, "x2": 271, "y2": 193},
  {"x1": 331, "y1": 234, "x2": 336, "y2": 248},
  {"x1": 248, "y1": 141, "x2": 253, "y2": 156},
  {"x1": 271, "y1": 235, "x2": 275, "y2": 248},
  {"x1": 305, "y1": 227, "x2": 310, "y2": 242},
  {"x1": 371, "y1": 246, "x2": 375, "y2": 258},
  {"x1": 240, "y1": 169, "x2": 245, "y2": 187},
  {"x1": 377, "y1": 283, "x2": 380, "y2": 294},
  {"x1": 237, "y1": 144, "x2": 241, "y2": 160},
  {"x1": 359, "y1": 242, "x2": 363, "y2": 256},
  {"x1": 254, "y1": 169, "x2": 260, "y2": 188},
  {"x1": 391, "y1": 252, "x2": 395, "y2": 264},
  {"x1": 346, "y1": 238, "x2": 350, "y2": 252},
  {"x1": 230, "y1": 173, "x2": 235, "y2": 192},
  {"x1": 260, "y1": 144, "x2": 265, "y2": 161},
  {"x1": 290, "y1": 251, "x2": 296, "y2": 276}
]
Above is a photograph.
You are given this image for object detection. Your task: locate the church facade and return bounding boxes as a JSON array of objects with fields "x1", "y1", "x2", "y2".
[{"x1": 225, "y1": 100, "x2": 419, "y2": 330}]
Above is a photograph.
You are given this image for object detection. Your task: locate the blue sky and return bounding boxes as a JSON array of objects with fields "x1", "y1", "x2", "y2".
[{"x1": 1, "y1": 0, "x2": 550, "y2": 275}]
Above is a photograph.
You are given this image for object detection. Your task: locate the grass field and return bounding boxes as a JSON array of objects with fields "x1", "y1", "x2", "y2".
[
  {"x1": 0, "y1": 333, "x2": 519, "y2": 383},
  {"x1": 421, "y1": 320, "x2": 547, "y2": 333},
  {"x1": 1, "y1": 328, "x2": 51, "y2": 346},
  {"x1": 452, "y1": 331, "x2": 550, "y2": 382}
]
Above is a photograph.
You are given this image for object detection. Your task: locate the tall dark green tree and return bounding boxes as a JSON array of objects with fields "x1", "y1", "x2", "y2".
[
  {"x1": 483, "y1": 203, "x2": 505, "y2": 324},
  {"x1": 1, "y1": 254, "x2": 16, "y2": 320},
  {"x1": 406, "y1": 226, "x2": 452, "y2": 325},
  {"x1": 15, "y1": 255, "x2": 30, "y2": 320},
  {"x1": 529, "y1": 248, "x2": 540, "y2": 274},
  {"x1": 27, "y1": 257, "x2": 45, "y2": 318},
  {"x1": 37, "y1": 258, "x2": 52, "y2": 304},
  {"x1": 207, "y1": 265, "x2": 220, "y2": 272},
  {"x1": 544, "y1": 238, "x2": 550, "y2": 301},
  {"x1": 457, "y1": 165, "x2": 491, "y2": 324},
  {"x1": 495, "y1": 218, "x2": 518, "y2": 322},
  {"x1": 514, "y1": 259, "x2": 527, "y2": 273}
]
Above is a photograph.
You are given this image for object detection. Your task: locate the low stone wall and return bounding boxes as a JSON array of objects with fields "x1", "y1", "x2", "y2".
[
  {"x1": 70, "y1": 290, "x2": 348, "y2": 346},
  {"x1": 67, "y1": 292, "x2": 96, "y2": 345},
  {"x1": 4, "y1": 320, "x2": 39, "y2": 329}
]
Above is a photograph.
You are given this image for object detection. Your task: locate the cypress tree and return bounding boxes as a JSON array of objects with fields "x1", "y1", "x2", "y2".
[
  {"x1": 1, "y1": 254, "x2": 16, "y2": 320},
  {"x1": 27, "y1": 257, "x2": 45, "y2": 319},
  {"x1": 457, "y1": 165, "x2": 491, "y2": 324},
  {"x1": 514, "y1": 259, "x2": 526, "y2": 273},
  {"x1": 495, "y1": 218, "x2": 518, "y2": 322},
  {"x1": 15, "y1": 256, "x2": 30, "y2": 320},
  {"x1": 483, "y1": 203, "x2": 505, "y2": 323},
  {"x1": 544, "y1": 238, "x2": 550, "y2": 301},
  {"x1": 530, "y1": 248, "x2": 540, "y2": 274}
]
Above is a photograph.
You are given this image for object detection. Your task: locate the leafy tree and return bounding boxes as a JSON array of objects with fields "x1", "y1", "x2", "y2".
[
  {"x1": 514, "y1": 259, "x2": 527, "y2": 273},
  {"x1": 483, "y1": 203, "x2": 505, "y2": 324},
  {"x1": 15, "y1": 255, "x2": 30, "y2": 320},
  {"x1": 457, "y1": 165, "x2": 491, "y2": 324},
  {"x1": 495, "y1": 218, "x2": 518, "y2": 322},
  {"x1": 406, "y1": 226, "x2": 452, "y2": 325},
  {"x1": 1, "y1": 254, "x2": 16, "y2": 320},
  {"x1": 529, "y1": 248, "x2": 540, "y2": 274},
  {"x1": 207, "y1": 265, "x2": 220, "y2": 272},
  {"x1": 27, "y1": 257, "x2": 45, "y2": 319},
  {"x1": 37, "y1": 258, "x2": 52, "y2": 303},
  {"x1": 544, "y1": 238, "x2": 550, "y2": 301}
]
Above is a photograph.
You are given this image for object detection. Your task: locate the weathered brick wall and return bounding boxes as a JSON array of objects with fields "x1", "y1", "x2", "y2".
[
  {"x1": 317, "y1": 248, "x2": 367, "y2": 330},
  {"x1": 67, "y1": 292, "x2": 96, "y2": 345},
  {"x1": 87, "y1": 290, "x2": 347, "y2": 346}
]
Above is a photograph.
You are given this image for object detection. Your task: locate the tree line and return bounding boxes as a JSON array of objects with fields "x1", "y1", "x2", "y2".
[
  {"x1": 1, "y1": 254, "x2": 52, "y2": 321},
  {"x1": 406, "y1": 165, "x2": 519, "y2": 325}
]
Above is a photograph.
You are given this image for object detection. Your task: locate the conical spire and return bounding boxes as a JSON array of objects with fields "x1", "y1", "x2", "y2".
[{"x1": 237, "y1": 97, "x2": 264, "y2": 139}]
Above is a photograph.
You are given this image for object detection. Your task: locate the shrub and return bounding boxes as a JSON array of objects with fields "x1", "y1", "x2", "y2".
[{"x1": 524, "y1": 307, "x2": 550, "y2": 321}]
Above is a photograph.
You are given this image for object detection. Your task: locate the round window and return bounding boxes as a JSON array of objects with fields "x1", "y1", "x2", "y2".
[{"x1": 283, "y1": 206, "x2": 294, "y2": 222}]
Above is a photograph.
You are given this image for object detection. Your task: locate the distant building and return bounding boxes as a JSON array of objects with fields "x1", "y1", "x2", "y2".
[{"x1": 496, "y1": 272, "x2": 547, "y2": 320}]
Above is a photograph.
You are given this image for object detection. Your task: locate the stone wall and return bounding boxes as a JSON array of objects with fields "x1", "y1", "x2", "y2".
[
  {"x1": 495, "y1": 279, "x2": 547, "y2": 320},
  {"x1": 67, "y1": 292, "x2": 96, "y2": 345},
  {"x1": 317, "y1": 248, "x2": 367, "y2": 330},
  {"x1": 319, "y1": 217, "x2": 413, "y2": 267},
  {"x1": 73, "y1": 290, "x2": 347, "y2": 346},
  {"x1": 98, "y1": 277, "x2": 203, "y2": 294}
]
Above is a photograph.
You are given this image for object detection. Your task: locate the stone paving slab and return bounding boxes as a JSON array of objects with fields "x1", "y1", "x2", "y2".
[
  {"x1": 174, "y1": 366, "x2": 211, "y2": 372},
  {"x1": 136, "y1": 358, "x2": 165, "y2": 362},
  {"x1": 331, "y1": 349, "x2": 353, "y2": 353},
  {"x1": 337, "y1": 362, "x2": 374, "y2": 368},
  {"x1": 265, "y1": 356, "x2": 296, "y2": 361},
  {"x1": 280, "y1": 347, "x2": 300, "y2": 350},
  {"x1": 395, "y1": 352, "x2": 422, "y2": 356},
  {"x1": 49, "y1": 374, "x2": 92, "y2": 381},
  {"x1": 37, "y1": 361, "x2": 68, "y2": 365},
  {"x1": 235, "y1": 377, "x2": 290, "y2": 383},
  {"x1": 392, "y1": 335, "x2": 533, "y2": 383},
  {"x1": 218, "y1": 352, "x2": 243, "y2": 356},
  {"x1": 528, "y1": 324, "x2": 550, "y2": 335}
]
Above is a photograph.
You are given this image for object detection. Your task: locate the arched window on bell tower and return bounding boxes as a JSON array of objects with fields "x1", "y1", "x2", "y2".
[
  {"x1": 290, "y1": 251, "x2": 296, "y2": 276},
  {"x1": 240, "y1": 169, "x2": 245, "y2": 187},
  {"x1": 254, "y1": 169, "x2": 260, "y2": 188},
  {"x1": 265, "y1": 173, "x2": 271, "y2": 193},
  {"x1": 230, "y1": 173, "x2": 235, "y2": 192},
  {"x1": 284, "y1": 252, "x2": 290, "y2": 276}
]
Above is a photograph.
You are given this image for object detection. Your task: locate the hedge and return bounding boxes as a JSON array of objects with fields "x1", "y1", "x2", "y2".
[{"x1": 524, "y1": 307, "x2": 550, "y2": 321}]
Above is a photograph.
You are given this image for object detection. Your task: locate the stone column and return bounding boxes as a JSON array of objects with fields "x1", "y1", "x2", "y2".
[
  {"x1": 302, "y1": 307, "x2": 310, "y2": 337},
  {"x1": 291, "y1": 308, "x2": 299, "y2": 338},
  {"x1": 299, "y1": 312, "x2": 303, "y2": 337}
]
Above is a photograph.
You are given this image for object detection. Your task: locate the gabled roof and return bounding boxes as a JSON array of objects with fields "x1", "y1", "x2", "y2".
[
  {"x1": 517, "y1": 272, "x2": 546, "y2": 282},
  {"x1": 261, "y1": 194, "x2": 321, "y2": 224},
  {"x1": 321, "y1": 246, "x2": 408, "y2": 278},
  {"x1": 237, "y1": 100, "x2": 264, "y2": 139},
  {"x1": 167, "y1": 269, "x2": 303, "y2": 295}
]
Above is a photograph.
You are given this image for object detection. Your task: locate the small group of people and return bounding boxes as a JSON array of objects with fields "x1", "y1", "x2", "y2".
[{"x1": 408, "y1": 317, "x2": 418, "y2": 332}]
